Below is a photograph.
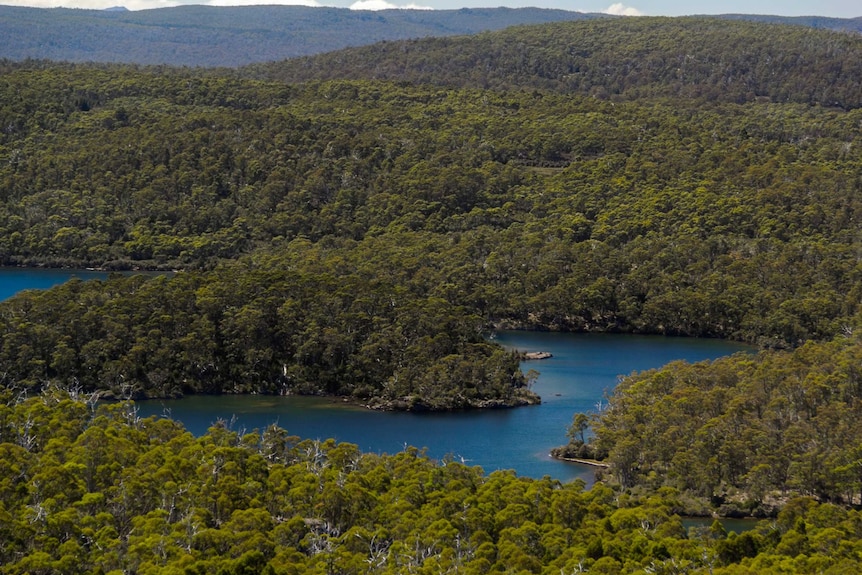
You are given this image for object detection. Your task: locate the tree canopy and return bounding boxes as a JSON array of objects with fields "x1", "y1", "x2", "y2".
[
  {"x1": 2, "y1": 42, "x2": 862, "y2": 408},
  {"x1": 3, "y1": 13, "x2": 862, "y2": 572},
  {"x1": 247, "y1": 18, "x2": 862, "y2": 110},
  {"x1": 1, "y1": 389, "x2": 862, "y2": 574},
  {"x1": 569, "y1": 334, "x2": 862, "y2": 512}
]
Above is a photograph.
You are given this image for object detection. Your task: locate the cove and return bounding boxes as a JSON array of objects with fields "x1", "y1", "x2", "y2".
[
  {"x1": 0, "y1": 268, "x2": 753, "y2": 482},
  {"x1": 136, "y1": 331, "x2": 752, "y2": 483}
]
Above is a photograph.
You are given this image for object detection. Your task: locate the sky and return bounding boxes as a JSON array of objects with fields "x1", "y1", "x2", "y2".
[{"x1": 0, "y1": 0, "x2": 858, "y2": 18}]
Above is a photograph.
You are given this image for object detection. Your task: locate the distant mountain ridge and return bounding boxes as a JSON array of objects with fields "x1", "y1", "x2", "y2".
[
  {"x1": 716, "y1": 12, "x2": 862, "y2": 30},
  {"x1": 0, "y1": 5, "x2": 859, "y2": 68},
  {"x1": 0, "y1": 5, "x2": 604, "y2": 67}
]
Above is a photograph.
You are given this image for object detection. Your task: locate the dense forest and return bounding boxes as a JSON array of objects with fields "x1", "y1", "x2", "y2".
[
  {"x1": 0, "y1": 266, "x2": 538, "y2": 408},
  {"x1": 2, "y1": 29, "x2": 861, "y2": 407},
  {"x1": 2, "y1": 16, "x2": 862, "y2": 570},
  {"x1": 247, "y1": 18, "x2": 862, "y2": 110},
  {"x1": 2, "y1": 389, "x2": 862, "y2": 575},
  {"x1": 556, "y1": 335, "x2": 862, "y2": 512}
]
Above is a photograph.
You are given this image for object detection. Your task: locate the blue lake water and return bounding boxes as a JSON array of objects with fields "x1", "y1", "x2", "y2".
[
  {"x1": 0, "y1": 267, "x2": 109, "y2": 301},
  {"x1": 1, "y1": 268, "x2": 753, "y2": 483},
  {"x1": 135, "y1": 331, "x2": 752, "y2": 483}
]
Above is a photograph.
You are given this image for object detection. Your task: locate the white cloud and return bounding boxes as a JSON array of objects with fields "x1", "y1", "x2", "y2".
[
  {"x1": 603, "y1": 3, "x2": 644, "y2": 15},
  {"x1": 349, "y1": 0, "x2": 433, "y2": 9}
]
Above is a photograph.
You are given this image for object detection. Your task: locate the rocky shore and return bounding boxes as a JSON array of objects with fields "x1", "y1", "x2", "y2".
[{"x1": 522, "y1": 351, "x2": 553, "y2": 360}]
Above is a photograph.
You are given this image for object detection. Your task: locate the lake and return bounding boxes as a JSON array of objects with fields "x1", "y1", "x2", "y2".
[
  {"x1": 1, "y1": 268, "x2": 753, "y2": 483},
  {"x1": 0, "y1": 267, "x2": 109, "y2": 301},
  {"x1": 135, "y1": 331, "x2": 752, "y2": 483}
]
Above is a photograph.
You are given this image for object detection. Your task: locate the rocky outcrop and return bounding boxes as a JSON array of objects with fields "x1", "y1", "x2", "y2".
[{"x1": 522, "y1": 351, "x2": 553, "y2": 360}]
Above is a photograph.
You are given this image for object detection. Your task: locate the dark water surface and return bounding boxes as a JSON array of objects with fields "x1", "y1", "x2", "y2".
[{"x1": 1, "y1": 268, "x2": 753, "y2": 482}]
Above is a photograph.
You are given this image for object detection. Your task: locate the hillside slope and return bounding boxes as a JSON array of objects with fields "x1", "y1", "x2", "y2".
[
  {"x1": 248, "y1": 17, "x2": 862, "y2": 109},
  {"x1": 1, "y1": 6, "x2": 860, "y2": 68},
  {"x1": 1, "y1": 18, "x2": 861, "y2": 406},
  {"x1": 2, "y1": 18, "x2": 862, "y2": 569},
  {"x1": 2, "y1": 44, "x2": 862, "y2": 406}
]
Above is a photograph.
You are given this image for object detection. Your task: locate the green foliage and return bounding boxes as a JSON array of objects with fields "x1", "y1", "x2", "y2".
[
  {"x1": 587, "y1": 335, "x2": 862, "y2": 510},
  {"x1": 0, "y1": 259, "x2": 535, "y2": 407},
  {"x1": 252, "y1": 18, "x2": 862, "y2": 110},
  {"x1": 3, "y1": 20, "x2": 862, "y2": 407},
  {"x1": 0, "y1": 391, "x2": 861, "y2": 574},
  {"x1": 1, "y1": 53, "x2": 861, "y2": 366},
  {"x1": 3, "y1": 19, "x2": 862, "y2": 570}
]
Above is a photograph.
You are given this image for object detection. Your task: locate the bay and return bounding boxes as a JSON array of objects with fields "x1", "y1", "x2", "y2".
[
  {"x1": 0, "y1": 268, "x2": 753, "y2": 483},
  {"x1": 136, "y1": 331, "x2": 752, "y2": 483}
]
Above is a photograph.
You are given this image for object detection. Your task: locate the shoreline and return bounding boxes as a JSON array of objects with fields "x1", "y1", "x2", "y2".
[
  {"x1": 551, "y1": 455, "x2": 610, "y2": 468},
  {"x1": 521, "y1": 351, "x2": 553, "y2": 360}
]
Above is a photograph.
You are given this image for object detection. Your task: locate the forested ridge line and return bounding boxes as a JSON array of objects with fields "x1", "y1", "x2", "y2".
[
  {"x1": 1, "y1": 388, "x2": 862, "y2": 574},
  {"x1": 245, "y1": 17, "x2": 862, "y2": 110},
  {"x1": 1, "y1": 6, "x2": 861, "y2": 69},
  {"x1": 1, "y1": 35, "x2": 862, "y2": 403}
]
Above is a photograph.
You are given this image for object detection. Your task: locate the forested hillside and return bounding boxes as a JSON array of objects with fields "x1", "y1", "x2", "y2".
[
  {"x1": 3, "y1": 15, "x2": 862, "y2": 573},
  {"x1": 717, "y1": 13, "x2": 862, "y2": 30},
  {"x1": 2, "y1": 18, "x2": 862, "y2": 407},
  {"x1": 4, "y1": 389, "x2": 862, "y2": 575},
  {"x1": 248, "y1": 18, "x2": 862, "y2": 109},
  {"x1": 0, "y1": 5, "x2": 600, "y2": 67},
  {"x1": 0, "y1": 6, "x2": 859, "y2": 68},
  {"x1": 559, "y1": 336, "x2": 862, "y2": 513}
]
